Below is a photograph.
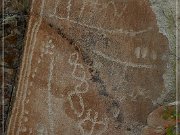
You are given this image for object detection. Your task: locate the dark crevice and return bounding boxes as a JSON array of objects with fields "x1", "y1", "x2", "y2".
[
  {"x1": 48, "y1": 23, "x2": 109, "y2": 98},
  {"x1": 90, "y1": 70, "x2": 109, "y2": 97},
  {"x1": 1, "y1": 7, "x2": 28, "y2": 133},
  {"x1": 47, "y1": 23, "x2": 75, "y2": 47}
]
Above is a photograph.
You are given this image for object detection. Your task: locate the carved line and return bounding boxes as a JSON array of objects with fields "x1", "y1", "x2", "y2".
[
  {"x1": 89, "y1": 0, "x2": 99, "y2": 19},
  {"x1": 68, "y1": 52, "x2": 109, "y2": 134},
  {"x1": 16, "y1": 18, "x2": 42, "y2": 135},
  {"x1": 10, "y1": 4, "x2": 41, "y2": 131},
  {"x1": 36, "y1": 124, "x2": 48, "y2": 135},
  {"x1": 67, "y1": 0, "x2": 127, "y2": 21},
  {"x1": 130, "y1": 88, "x2": 151, "y2": 102},
  {"x1": 16, "y1": 0, "x2": 46, "y2": 134},
  {"x1": 53, "y1": 0, "x2": 59, "y2": 16},
  {"x1": 67, "y1": 0, "x2": 72, "y2": 19},
  {"x1": 32, "y1": 39, "x2": 54, "y2": 80},
  {"x1": 16, "y1": 21, "x2": 39, "y2": 134},
  {"x1": 47, "y1": 57, "x2": 55, "y2": 135},
  {"x1": 28, "y1": 128, "x2": 33, "y2": 135},
  {"x1": 93, "y1": 0, "x2": 127, "y2": 25},
  {"x1": 93, "y1": 50, "x2": 155, "y2": 69},
  {"x1": 11, "y1": 19, "x2": 39, "y2": 135},
  {"x1": 78, "y1": 0, "x2": 86, "y2": 19},
  {"x1": 67, "y1": 92, "x2": 85, "y2": 117},
  {"x1": 104, "y1": 1, "x2": 127, "y2": 18},
  {"x1": 25, "y1": 38, "x2": 55, "y2": 133},
  {"x1": 115, "y1": 3, "x2": 127, "y2": 18},
  {"x1": 48, "y1": 0, "x2": 150, "y2": 36},
  {"x1": 68, "y1": 52, "x2": 89, "y2": 117},
  {"x1": 22, "y1": 38, "x2": 55, "y2": 134},
  {"x1": 78, "y1": 109, "x2": 108, "y2": 135},
  {"x1": 30, "y1": 0, "x2": 35, "y2": 12},
  {"x1": 49, "y1": 14, "x2": 152, "y2": 36},
  {"x1": 8, "y1": 16, "x2": 33, "y2": 134}
]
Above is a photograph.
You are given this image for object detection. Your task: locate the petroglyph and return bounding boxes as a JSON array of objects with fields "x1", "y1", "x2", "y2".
[
  {"x1": 110, "y1": 106, "x2": 121, "y2": 119},
  {"x1": 30, "y1": 39, "x2": 55, "y2": 87},
  {"x1": 68, "y1": 52, "x2": 109, "y2": 134},
  {"x1": 36, "y1": 123, "x2": 48, "y2": 135},
  {"x1": 52, "y1": 0, "x2": 59, "y2": 16},
  {"x1": 130, "y1": 88, "x2": 150, "y2": 101},
  {"x1": 134, "y1": 47, "x2": 141, "y2": 59},
  {"x1": 141, "y1": 47, "x2": 148, "y2": 59},
  {"x1": 7, "y1": 0, "x2": 174, "y2": 135},
  {"x1": 47, "y1": 0, "x2": 153, "y2": 36},
  {"x1": 29, "y1": 128, "x2": 33, "y2": 134},
  {"x1": 9, "y1": 0, "x2": 52, "y2": 132},
  {"x1": 20, "y1": 126, "x2": 27, "y2": 133},
  {"x1": 134, "y1": 47, "x2": 158, "y2": 60},
  {"x1": 50, "y1": 14, "x2": 153, "y2": 36},
  {"x1": 78, "y1": 109, "x2": 108, "y2": 135},
  {"x1": 47, "y1": 57, "x2": 55, "y2": 135},
  {"x1": 93, "y1": 50, "x2": 155, "y2": 69},
  {"x1": 78, "y1": 0, "x2": 86, "y2": 19},
  {"x1": 67, "y1": 0, "x2": 72, "y2": 19},
  {"x1": 151, "y1": 50, "x2": 157, "y2": 60},
  {"x1": 16, "y1": 18, "x2": 44, "y2": 135},
  {"x1": 14, "y1": 0, "x2": 46, "y2": 133},
  {"x1": 23, "y1": 117, "x2": 28, "y2": 122},
  {"x1": 43, "y1": 39, "x2": 55, "y2": 55},
  {"x1": 67, "y1": 52, "x2": 89, "y2": 117}
]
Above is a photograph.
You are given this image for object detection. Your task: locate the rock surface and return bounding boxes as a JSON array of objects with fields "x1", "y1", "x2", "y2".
[
  {"x1": 141, "y1": 126, "x2": 165, "y2": 135},
  {"x1": 142, "y1": 104, "x2": 178, "y2": 135},
  {"x1": 7, "y1": 0, "x2": 176, "y2": 135},
  {"x1": 147, "y1": 106, "x2": 176, "y2": 128},
  {"x1": 1, "y1": 1, "x2": 28, "y2": 133}
]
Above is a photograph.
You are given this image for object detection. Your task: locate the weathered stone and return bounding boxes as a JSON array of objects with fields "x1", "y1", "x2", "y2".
[
  {"x1": 142, "y1": 104, "x2": 177, "y2": 135},
  {"x1": 0, "y1": 2, "x2": 28, "y2": 133},
  {"x1": 7, "y1": 0, "x2": 176, "y2": 135},
  {"x1": 147, "y1": 106, "x2": 176, "y2": 128},
  {"x1": 141, "y1": 126, "x2": 165, "y2": 135}
]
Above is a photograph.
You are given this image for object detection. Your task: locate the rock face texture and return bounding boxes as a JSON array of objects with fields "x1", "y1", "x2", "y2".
[
  {"x1": 149, "y1": 0, "x2": 176, "y2": 104},
  {"x1": 1, "y1": 1, "x2": 28, "y2": 133},
  {"x1": 7, "y1": 0, "x2": 175, "y2": 135}
]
